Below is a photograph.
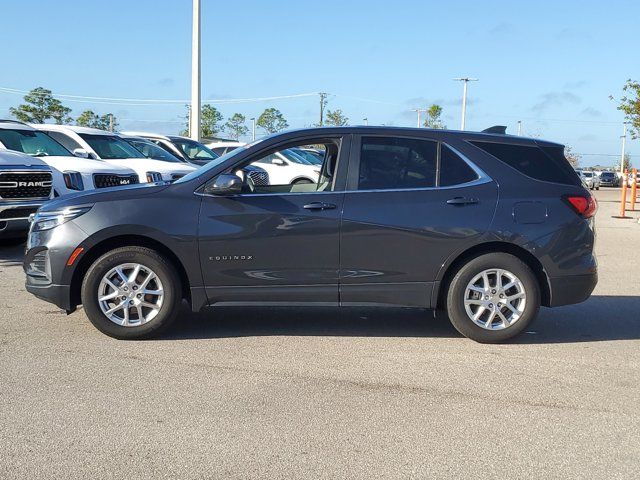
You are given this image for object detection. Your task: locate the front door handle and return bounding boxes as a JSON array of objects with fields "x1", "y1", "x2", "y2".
[
  {"x1": 303, "y1": 202, "x2": 336, "y2": 211},
  {"x1": 446, "y1": 197, "x2": 479, "y2": 206}
]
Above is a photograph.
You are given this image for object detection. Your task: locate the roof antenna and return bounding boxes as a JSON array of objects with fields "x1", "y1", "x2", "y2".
[{"x1": 481, "y1": 125, "x2": 507, "y2": 134}]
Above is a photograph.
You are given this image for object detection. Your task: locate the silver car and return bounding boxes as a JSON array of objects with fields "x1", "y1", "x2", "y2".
[{"x1": 579, "y1": 171, "x2": 600, "y2": 190}]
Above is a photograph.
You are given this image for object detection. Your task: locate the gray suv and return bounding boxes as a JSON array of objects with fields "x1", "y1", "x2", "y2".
[{"x1": 23, "y1": 127, "x2": 597, "y2": 343}]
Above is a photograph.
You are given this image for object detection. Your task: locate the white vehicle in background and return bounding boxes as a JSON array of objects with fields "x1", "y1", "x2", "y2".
[
  {"x1": 578, "y1": 170, "x2": 600, "y2": 190},
  {"x1": 0, "y1": 120, "x2": 139, "y2": 196},
  {"x1": 252, "y1": 149, "x2": 321, "y2": 185},
  {"x1": 32, "y1": 125, "x2": 195, "y2": 184},
  {"x1": 206, "y1": 141, "x2": 245, "y2": 156},
  {"x1": 0, "y1": 149, "x2": 53, "y2": 239},
  {"x1": 121, "y1": 131, "x2": 219, "y2": 167}
]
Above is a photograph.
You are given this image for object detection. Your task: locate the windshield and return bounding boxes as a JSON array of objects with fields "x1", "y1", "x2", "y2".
[
  {"x1": 281, "y1": 149, "x2": 314, "y2": 165},
  {"x1": 583, "y1": 172, "x2": 593, "y2": 177},
  {"x1": 172, "y1": 139, "x2": 220, "y2": 162},
  {"x1": 79, "y1": 133, "x2": 145, "y2": 159},
  {"x1": 174, "y1": 145, "x2": 248, "y2": 184},
  {"x1": 126, "y1": 139, "x2": 183, "y2": 163},
  {"x1": 290, "y1": 148, "x2": 324, "y2": 165},
  {"x1": 0, "y1": 129, "x2": 72, "y2": 157}
]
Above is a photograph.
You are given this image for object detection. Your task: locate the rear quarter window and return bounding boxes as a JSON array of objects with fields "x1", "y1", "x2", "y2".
[{"x1": 470, "y1": 141, "x2": 581, "y2": 186}]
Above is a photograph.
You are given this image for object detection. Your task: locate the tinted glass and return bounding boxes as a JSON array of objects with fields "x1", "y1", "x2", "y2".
[
  {"x1": 0, "y1": 129, "x2": 72, "y2": 157},
  {"x1": 79, "y1": 134, "x2": 145, "y2": 159},
  {"x1": 439, "y1": 145, "x2": 478, "y2": 186},
  {"x1": 127, "y1": 139, "x2": 182, "y2": 163},
  {"x1": 46, "y1": 131, "x2": 83, "y2": 151},
  {"x1": 472, "y1": 141, "x2": 581, "y2": 186},
  {"x1": 172, "y1": 139, "x2": 220, "y2": 162},
  {"x1": 358, "y1": 136, "x2": 437, "y2": 190}
]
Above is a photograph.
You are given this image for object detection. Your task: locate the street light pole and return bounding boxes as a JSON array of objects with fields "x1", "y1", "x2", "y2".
[
  {"x1": 251, "y1": 117, "x2": 256, "y2": 141},
  {"x1": 363, "y1": 117, "x2": 368, "y2": 126},
  {"x1": 620, "y1": 122, "x2": 628, "y2": 176},
  {"x1": 454, "y1": 77, "x2": 478, "y2": 130},
  {"x1": 517, "y1": 120, "x2": 522, "y2": 136},
  {"x1": 190, "y1": 0, "x2": 201, "y2": 141},
  {"x1": 318, "y1": 92, "x2": 328, "y2": 126},
  {"x1": 411, "y1": 109, "x2": 426, "y2": 128}
]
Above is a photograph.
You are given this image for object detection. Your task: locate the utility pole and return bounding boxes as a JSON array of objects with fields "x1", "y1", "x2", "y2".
[
  {"x1": 454, "y1": 77, "x2": 478, "y2": 130},
  {"x1": 411, "y1": 108, "x2": 427, "y2": 128},
  {"x1": 108, "y1": 114, "x2": 114, "y2": 132},
  {"x1": 250, "y1": 117, "x2": 256, "y2": 141},
  {"x1": 363, "y1": 117, "x2": 368, "y2": 126},
  {"x1": 620, "y1": 122, "x2": 628, "y2": 176},
  {"x1": 190, "y1": 0, "x2": 201, "y2": 141},
  {"x1": 517, "y1": 120, "x2": 522, "y2": 136},
  {"x1": 318, "y1": 92, "x2": 328, "y2": 126}
]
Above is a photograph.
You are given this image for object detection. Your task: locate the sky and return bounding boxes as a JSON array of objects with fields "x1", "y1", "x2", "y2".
[{"x1": 1, "y1": 0, "x2": 638, "y2": 167}]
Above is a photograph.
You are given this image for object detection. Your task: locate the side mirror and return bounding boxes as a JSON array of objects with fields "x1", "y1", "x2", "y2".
[
  {"x1": 73, "y1": 148, "x2": 89, "y2": 159},
  {"x1": 272, "y1": 157, "x2": 287, "y2": 166},
  {"x1": 205, "y1": 174, "x2": 243, "y2": 195}
]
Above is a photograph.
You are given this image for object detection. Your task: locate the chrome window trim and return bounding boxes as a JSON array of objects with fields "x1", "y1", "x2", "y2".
[{"x1": 193, "y1": 139, "x2": 493, "y2": 199}]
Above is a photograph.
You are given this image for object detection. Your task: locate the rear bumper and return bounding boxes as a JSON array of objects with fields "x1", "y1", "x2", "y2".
[{"x1": 548, "y1": 272, "x2": 598, "y2": 307}]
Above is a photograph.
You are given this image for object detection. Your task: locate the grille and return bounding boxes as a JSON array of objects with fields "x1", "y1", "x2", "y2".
[
  {"x1": 0, "y1": 206, "x2": 39, "y2": 220},
  {"x1": 171, "y1": 174, "x2": 185, "y2": 181},
  {"x1": 0, "y1": 172, "x2": 52, "y2": 200},
  {"x1": 248, "y1": 170, "x2": 270, "y2": 186},
  {"x1": 93, "y1": 174, "x2": 139, "y2": 188}
]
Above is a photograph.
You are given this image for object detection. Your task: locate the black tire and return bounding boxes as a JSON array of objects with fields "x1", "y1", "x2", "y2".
[
  {"x1": 81, "y1": 246, "x2": 182, "y2": 339},
  {"x1": 291, "y1": 178, "x2": 314, "y2": 185},
  {"x1": 445, "y1": 253, "x2": 540, "y2": 343}
]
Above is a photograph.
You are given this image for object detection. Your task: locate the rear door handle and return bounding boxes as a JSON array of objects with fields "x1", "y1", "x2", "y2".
[
  {"x1": 303, "y1": 202, "x2": 336, "y2": 211},
  {"x1": 446, "y1": 197, "x2": 479, "y2": 206}
]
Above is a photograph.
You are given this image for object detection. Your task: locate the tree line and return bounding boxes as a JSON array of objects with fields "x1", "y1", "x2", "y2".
[{"x1": 7, "y1": 87, "x2": 356, "y2": 141}]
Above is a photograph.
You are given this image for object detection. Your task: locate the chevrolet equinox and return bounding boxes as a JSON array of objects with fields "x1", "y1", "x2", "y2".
[{"x1": 24, "y1": 127, "x2": 598, "y2": 342}]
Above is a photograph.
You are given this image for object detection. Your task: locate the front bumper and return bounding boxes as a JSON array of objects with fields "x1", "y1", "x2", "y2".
[
  {"x1": 25, "y1": 282, "x2": 73, "y2": 311},
  {"x1": 548, "y1": 272, "x2": 598, "y2": 307}
]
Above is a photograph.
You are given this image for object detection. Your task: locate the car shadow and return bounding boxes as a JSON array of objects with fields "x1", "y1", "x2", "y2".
[
  {"x1": 0, "y1": 239, "x2": 25, "y2": 267},
  {"x1": 163, "y1": 295, "x2": 640, "y2": 344}
]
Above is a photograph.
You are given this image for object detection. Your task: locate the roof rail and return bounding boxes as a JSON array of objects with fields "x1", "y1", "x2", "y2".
[
  {"x1": 0, "y1": 119, "x2": 30, "y2": 126},
  {"x1": 481, "y1": 125, "x2": 507, "y2": 134}
]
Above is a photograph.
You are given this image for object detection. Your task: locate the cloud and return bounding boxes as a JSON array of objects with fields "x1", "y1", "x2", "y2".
[
  {"x1": 580, "y1": 107, "x2": 602, "y2": 117},
  {"x1": 489, "y1": 22, "x2": 514, "y2": 35},
  {"x1": 157, "y1": 78, "x2": 174, "y2": 87},
  {"x1": 563, "y1": 81, "x2": 587, "y2": 90},
  {"x1": 531, "y1": 91, "x2": 581, "y2": 112},
  {"x1": 578, "y1": 134, "x2": 597, "y2": 142},
  {"x1": 555, "y1": 28, "x2": 592, "y2": 41}
]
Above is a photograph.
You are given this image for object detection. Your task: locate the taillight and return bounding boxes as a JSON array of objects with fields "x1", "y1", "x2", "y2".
[{"x1": 563, "y1": 194, "x2": 597, "y2": 218}]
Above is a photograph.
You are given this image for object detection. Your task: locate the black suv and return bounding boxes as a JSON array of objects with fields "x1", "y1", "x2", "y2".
[{"x1": 24, "y1": 127, "x2": 597, "y2": 342}]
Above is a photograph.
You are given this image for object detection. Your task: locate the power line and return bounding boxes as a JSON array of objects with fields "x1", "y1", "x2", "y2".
[{"x1": 0, "y1": 86, "x2": 317, "y2": 106}]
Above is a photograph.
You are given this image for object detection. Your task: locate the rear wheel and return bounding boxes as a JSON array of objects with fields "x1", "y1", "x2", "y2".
[
  {"x1": 81, "y1": 246, "x2": 182, "y2": 339},
  {"x1": 445, "y1": 253, "x2": 540, "y2": 343}
]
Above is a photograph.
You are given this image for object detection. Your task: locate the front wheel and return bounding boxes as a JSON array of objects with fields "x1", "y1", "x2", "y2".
[
  {"x1": 81, "y1": 246, "x2": 182, "y2": 339},
  {"x1": 445, "y1": 253, "x2": 540, "y2": 343}
]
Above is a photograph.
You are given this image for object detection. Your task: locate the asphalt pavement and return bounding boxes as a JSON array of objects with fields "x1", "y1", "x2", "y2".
[{"x1": 1, "y1": 187, "x2": 639, "y2": 479}]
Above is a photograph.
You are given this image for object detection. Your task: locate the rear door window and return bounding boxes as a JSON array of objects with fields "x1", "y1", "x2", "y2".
[
  {"x1": 358, "y1": 137, "x2": 437, "y2": 190},
  {"x1": 439, "y1": 145, "x2": 479, "y2": 186}
]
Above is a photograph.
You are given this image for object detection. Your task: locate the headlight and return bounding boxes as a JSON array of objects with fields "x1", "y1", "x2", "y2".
[
  {"x1": 31, "y1": 206, "x2": 92, "y2": 232},
  {"x1": 63, "y1": 171, "x2": 85, "y2": 191},
  {"x1": 146, "y1": 171, "x2": 163, "y2": 183}
]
